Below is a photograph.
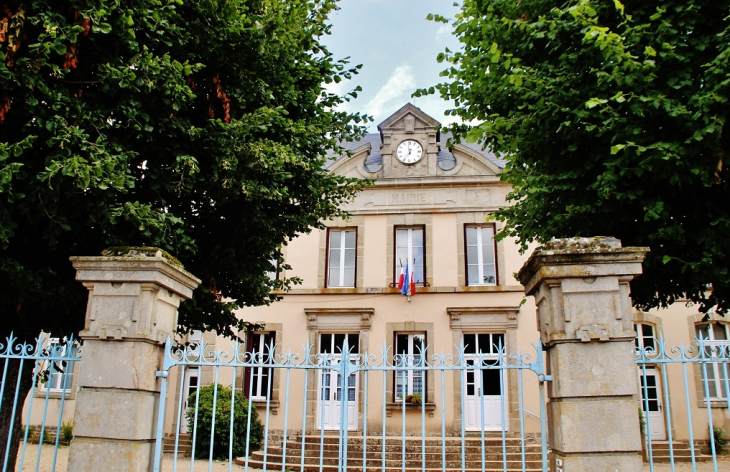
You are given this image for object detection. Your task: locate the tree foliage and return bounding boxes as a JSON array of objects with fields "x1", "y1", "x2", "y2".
[
  {"x1": 426, "y1": 0, "x2": 730, "y2": 314},
  {"x1": 0, "y1": 0, "x2": 369, "y2": 343}
]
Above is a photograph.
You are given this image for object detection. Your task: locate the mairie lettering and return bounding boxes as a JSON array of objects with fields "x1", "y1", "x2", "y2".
[{"x1": 390, "y1": 193, "x2": 427, "y2": 204}]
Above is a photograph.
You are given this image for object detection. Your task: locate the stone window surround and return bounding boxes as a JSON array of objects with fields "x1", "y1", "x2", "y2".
[
  {"x1": 386, "y1": 214, "x2": 433, "y2": 288},
  {"x1": 447, "y1": 306, "x2": 520, "y2": 433},
  {"x1": 632, "y1": 312, "x2": 678, "y2": 439},
  {"x1": 241, "y1": 323, "x2": 283, "y2": 414},
  {"x1": 393, "y1": 225, "x2": 427, "y2": 286},
  {"x1": 318, "y1": 216, "x2": 365, "y2": 289},
  {"x1": 324, "y1": 227, "x2": 358, "y2": 288},
  {"x1": 687, "y1": 313, "x2": 730, "y2": 409},
  {"x1": 33, "y1": 336, "x2": 79, "y2": 400},
  {"x1": 456, "y1": 213, "x2": 506, "y2": 289},
  {"x1": 384, "y1": 321, "x2": 436, "y2": 417},
  {"x1": 633, "y1": 311, "x2": 665, "y2": 352},
  {"x1": 303, "y1": 308, "x2": 374, "y2": 432},
  {"x1": 463, "y1": 222, "x2": 499, "y2": 287}
]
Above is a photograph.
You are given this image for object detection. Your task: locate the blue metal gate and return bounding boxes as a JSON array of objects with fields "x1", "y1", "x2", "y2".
[
  {"x1": 0, "y1": 334, "x2": 81, "y2": 472},
  {"x1": 153, "y1": 338, "x2": 551, "y2": 472},
  {"x1": 636, "y1": 334, "x2": 730, "y2": 472}
]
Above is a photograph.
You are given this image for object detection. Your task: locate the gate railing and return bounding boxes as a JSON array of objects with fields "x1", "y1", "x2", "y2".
[
  {"x1": 0, "y1": 334, "x2": 81, "y2": 472},
  {"x1": 153, "y1": 338, "x2": 551, "y2": 472},
  {"x1": 636, "y1": 335, "x2": 730, "y2": 472}
]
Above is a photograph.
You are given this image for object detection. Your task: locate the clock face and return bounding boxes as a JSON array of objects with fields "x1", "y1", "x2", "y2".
[{"x1": 396, "y1": 140, "x2": 423, "y2": 164}]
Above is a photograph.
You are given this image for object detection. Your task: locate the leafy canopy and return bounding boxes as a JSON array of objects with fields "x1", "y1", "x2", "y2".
[
  {"x1": 0, "y1": 0, "x2": 369, "y2": 340},
  {"x1": 423, "y1": 0, "x2": 730, "y2": 314}
]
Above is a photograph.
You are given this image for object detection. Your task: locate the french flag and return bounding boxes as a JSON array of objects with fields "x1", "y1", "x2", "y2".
[{"x1": 400, "y1": 263, "x2": 416, "y2": 297}]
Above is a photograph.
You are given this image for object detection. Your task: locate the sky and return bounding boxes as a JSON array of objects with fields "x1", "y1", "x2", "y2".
[{"x1": 323, "y1": 0, "x2": 462, "y2": 132}]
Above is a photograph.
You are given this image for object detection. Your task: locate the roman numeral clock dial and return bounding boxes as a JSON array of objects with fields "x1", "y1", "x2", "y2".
[{"x1": 396, "y1": 140, "x2": 423, "y2": 165}]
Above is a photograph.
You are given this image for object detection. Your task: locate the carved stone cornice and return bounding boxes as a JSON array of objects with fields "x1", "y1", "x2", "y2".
[
  {"x1": 446, "y1": 306, "x2": 520, "y2": 331},
  {"x1": 304, "y1": 308, "x2": 375, "y2": 332}
]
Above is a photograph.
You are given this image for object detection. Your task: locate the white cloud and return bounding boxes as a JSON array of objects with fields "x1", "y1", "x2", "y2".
[
  {"x1": 436, "y1": 23, "x2": 452, "y2": 39},
  {"x1": 365, "y1": 65, "x2": 416, "y2": 121}
]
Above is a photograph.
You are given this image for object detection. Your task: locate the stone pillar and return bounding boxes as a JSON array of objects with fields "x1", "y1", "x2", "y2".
[
  {"x1": 518, "y1": 237, "x2": 649, "y2": 472},
  {"x1": 67, "y1": 249, "x2": 200, "y2": 472}
]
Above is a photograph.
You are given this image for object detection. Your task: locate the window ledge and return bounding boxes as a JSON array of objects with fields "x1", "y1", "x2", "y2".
[
  {"x1": 700, "y1": 399, "x2": 728, "y2": 409},
  {"x1": 277, "y1": 285, "x2": 524, "y2": 295},
  {"x1": 385, "y1": 402, "x2": 436, "y2": 417},
  {"x1": 251, "y1": 399, "x2": 280, "y2": 415},
  {"x1": 34, "y1": 390, "x2": 76, "y2": 400}
]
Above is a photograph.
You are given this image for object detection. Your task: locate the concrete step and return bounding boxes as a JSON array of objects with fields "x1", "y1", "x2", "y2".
[
  {"x1": 238, "y1": 458, "x2": 544, "y2": 472},
  {"x1": 162, "y1": 433, "x2": 191, "y2": 454},
  {"x1": 242, "y1": 434, "x2": 545, "y2": 472},
  {"x1": 293, "y1": 435, "x2": 537, "y2": 446},
  {"x1": 253, "y1": 450, "x2": 542, "y2": 462},
  {"x1": 647, "y1": 441, "x2": 713, "y2": 463},
  {"x1": 270, "y1": 443, "x2": 542, "y2": 455},
  {"x1": 651, "y1": 455, "x2": 713, "y2": 463},
  {"x1": 256, "y1": 447, "x2": 542, "y2": 460}
]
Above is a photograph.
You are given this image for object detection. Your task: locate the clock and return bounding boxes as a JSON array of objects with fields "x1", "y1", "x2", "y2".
[{"x1": 396, "y1": 140, "x2": 423, "y2": 164}]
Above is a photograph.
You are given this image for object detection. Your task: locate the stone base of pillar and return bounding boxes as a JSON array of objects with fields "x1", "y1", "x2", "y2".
[
  {"x1": 67, "y1": 438, "x2": 155, "y2": 471},
  {"x1": 548, "y1": 397, "x2": 642, "y2": 451}
]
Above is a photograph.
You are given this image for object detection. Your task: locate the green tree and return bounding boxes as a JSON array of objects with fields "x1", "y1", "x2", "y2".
[
  {"x1": 0, "y1": 0, "x2": 367, "y2": 465},
  {"x1": 425, "y1": 0, "x2": 729, "y2": 314}
]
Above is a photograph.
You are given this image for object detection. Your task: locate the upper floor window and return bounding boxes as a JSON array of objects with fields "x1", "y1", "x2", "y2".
[
  {"x1": 696, "y1": 322, "x2": 729, "y2": 400},
  {"x1": 634, "y1": 323, "x2": 657, "y2": 353},
  {"x1": 327, "y1": 229, "x2": 356, "y2": 288},
  {"x1": 41, "y1": 338, "x2": 77, "y2": 392},
  {"x1": 266, "y1": 256, "x2": 280, "y2": 281},
  {"x1": 395, "y1": 227, "x2": 425, "y2": 285},
  {"x1": 465, "y1": 225, "x2": 497, "y2": 286}
]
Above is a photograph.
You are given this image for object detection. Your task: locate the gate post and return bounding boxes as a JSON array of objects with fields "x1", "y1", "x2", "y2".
[
  {"x1": 518, "y1": 237, "x2": 648, "y2": 471},
  {"x1": 67, "y1": 249, "x2": 200, "y2": 472}
]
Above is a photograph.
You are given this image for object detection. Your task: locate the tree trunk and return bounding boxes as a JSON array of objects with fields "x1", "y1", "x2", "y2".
[{"x1": 0, "y1": 349, "x2": 38, "y2": 470}]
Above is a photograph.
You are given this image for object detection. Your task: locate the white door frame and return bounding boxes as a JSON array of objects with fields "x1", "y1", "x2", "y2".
[
  {"x1": 316, "y1": 355, "x2": 358, "y2": 431},
  {"x1": 464, "y1": 356, "x2": 508, "y2": 431},
  {"x1": 639, "y1": 367, "x2": 667, "y2": 441},
  {"x1": 180, "y1": 367, "x2": 200, "y2": 433}
]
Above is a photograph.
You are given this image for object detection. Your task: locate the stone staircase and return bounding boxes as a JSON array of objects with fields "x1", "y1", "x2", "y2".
[
  {"x1": 648, "y1": 440, "x2": 713, "y2": 463},
  {"x1": 163, "y1": 433, "x2": 192, "y2": 455},
  {"x1": 236, "y1": 434, "x2": 544, "y2": 472}
]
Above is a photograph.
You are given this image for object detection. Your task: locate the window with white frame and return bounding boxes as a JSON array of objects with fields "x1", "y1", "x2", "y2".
[
  {"x1": 394, "y1": 333, "x2": 425, "y2": 401},
  {"x1": 465, "y1": 225, "x2": 497, "y2": 285},
  {"x1": 634, "y1": 323, "x2": 657, "y2": 353},
  {"x1": 266, "y1": 256, "x2": 279, "y2": 281},
  {"x1": 463, "y1": 333, "x2": 505, "y2": 396},
  {"x1": 327, "y1": 229, "x2": 356, "y2": 288},
  {"x1": 395, "y1": 227, "x2": 425, "y2": 285},
  {"x1": 187, "y1": 330, "x2": 203, "y2": 358},
  {"x1": 696, "y1": 322, "x2": 730, "y2": 400},
  {"x1": 245, "y1": 332, "x2": 275, "y2": 400},
  {"x1": 41, "y1": 338, "x2": 76, "y2": 392}
]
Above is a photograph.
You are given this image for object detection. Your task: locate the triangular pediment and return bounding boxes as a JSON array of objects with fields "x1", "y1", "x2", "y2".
[
  {"x1": 449, "y1": 144, "x2": 503, "y2": 176},
  {"x1": 377, "y1": 103, "x2": 441, "y2": 132}
]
